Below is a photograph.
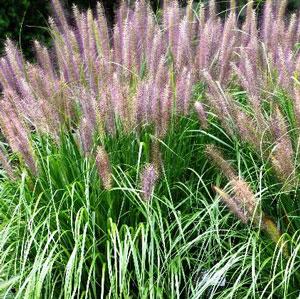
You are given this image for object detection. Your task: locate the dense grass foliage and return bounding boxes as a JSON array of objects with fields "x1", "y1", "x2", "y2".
[
  {"x1": 0, "y1": 119, "x2": 299, "y2": 298},
  {"x1": 1, "y1": 0, "x2": 300, "y2": 298}
]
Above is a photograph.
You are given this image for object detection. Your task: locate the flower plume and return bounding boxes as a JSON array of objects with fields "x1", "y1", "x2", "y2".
[
  {"x1": 0, "y1": 0, "x2": 300, "y2": 179},
  {"x1": 140, "y1": 163, "x2": 158, "y2": 201},
  {"x1": 95, "y1": 146, "x2": 112, "y2": 190}
]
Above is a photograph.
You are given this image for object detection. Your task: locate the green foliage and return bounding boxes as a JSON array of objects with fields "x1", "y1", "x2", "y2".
[{"x1": 0, "y1": 115, "x2": 299, "y2": 298}]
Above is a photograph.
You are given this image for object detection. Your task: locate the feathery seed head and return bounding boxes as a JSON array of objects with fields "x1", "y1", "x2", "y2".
[
  {"x1": 140, "y1": 163, "x2": 158, "y2": 201},
  {"x1": 205, "y1": 145, "x2": 236, "y2": 180},
  {"x1": 95, "y1": 146, "x2": 112, "y2": 190}
]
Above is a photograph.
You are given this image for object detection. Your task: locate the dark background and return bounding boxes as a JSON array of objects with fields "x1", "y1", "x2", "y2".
[{"x1": 1, "y1": 0, "x2": 300, "y2": 59}]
